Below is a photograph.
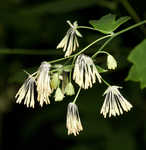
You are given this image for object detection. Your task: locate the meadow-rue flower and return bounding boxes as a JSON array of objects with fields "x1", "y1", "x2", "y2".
[
  {"x1": 100, "y1": 86, "x2": 133, "y2": 118},
  {"x1": 15, "y1": 75, "x2": 35, "y2": 108},
  {"x1": 57, "y1": 20, "x2": 82, "y2": 57},
  {"x1": 73, "y1": 54, "x2": 102, "y2": 89},
  {"x1": 65, "y1": 82, "x2": 75, "y2": 96},
  {"x1": 66, "y1": 102, "x2": 83, "y2": 136},
  {"x1": 36, "y1": 61, "x2": 52, "y2": 107},
  {"x1": 54, "y1": 87, "x2": 64, "y2": 101},
  {"x1": 107, "y1": 55, "x2": 117, "y2": 70}
]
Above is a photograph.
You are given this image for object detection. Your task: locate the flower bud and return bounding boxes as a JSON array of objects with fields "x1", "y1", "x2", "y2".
[
  {"x1": 107, "y1": 55, "x2": 117, "y2": 70},
  {"x1": 51, "y1": 73, "x2": 60, "y2": 89},
  {"x1": 55, "y1": 87, "x2": 64, "y2": 102},
  {"x1": 65, "y1": 82, "x2": 75, "y2": 96}
]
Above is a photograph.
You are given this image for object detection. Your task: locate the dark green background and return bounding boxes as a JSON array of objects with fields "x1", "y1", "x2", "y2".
[{"x1": 0, "y1": 0, "x2": 145, "y2": 150}]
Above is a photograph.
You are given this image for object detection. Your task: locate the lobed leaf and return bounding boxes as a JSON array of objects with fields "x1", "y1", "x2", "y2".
[
  {"x1": 89, "y1": 14, "x2": 130, "y2": 34},
  {"x1": 126, "y1": 39, "x2": 146, "y2": 89}
]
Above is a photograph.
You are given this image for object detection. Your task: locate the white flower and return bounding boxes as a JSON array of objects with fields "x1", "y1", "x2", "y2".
[
  {"x1": 100, "y1": 86, "x2": 133, "y2": 118},
  {"x1": 57, "y1": 20, "x2": 82, "y2": 57},
  {"x1": 36, "y1": 61, "x2": 52, "y2": 107},
  {"x1": 15, "y1": 75, "x2": 35, "y2": 108},
  {"x1": 66, "y1": 102, "x2": 83, "y2": 136},
  {"x1": 73, "y1": 54, "x2": 102, "y2": 89},
  {"x1": 107, "y1": 55, "x2": 117, "y2": 70}
]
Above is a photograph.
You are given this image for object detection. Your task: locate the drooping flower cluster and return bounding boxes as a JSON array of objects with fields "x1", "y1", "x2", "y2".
[
  {"x1": 15, "y1": 61, "x2": 75, "y2": 108},
  {"x1": 15, "y1": 62, "x2": 51, "y2": 108},
  {"x1": 57, "y1": 20, "x2": 82, "y2": 57},
  {"x1": 36, "y1": 62, "x2": 52, "y2": 106},
  {"x1": 66, "y1": 102, "x2": 83, "y2": 136},
  {"x1": 73, "y1": 54, "x2": 102, "y2": 89},
  {"x1": 15, "y1": 19, "x2": 133, "y2": 137},
  {"x1": 100, "y1": 86, "x2": 133, "y2": 118},
  {"x1": 15, "y1": 75, "x2": 35, "y2": 108}
]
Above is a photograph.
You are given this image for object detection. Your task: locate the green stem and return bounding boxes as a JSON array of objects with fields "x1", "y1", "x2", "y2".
[
  {"x1": 78, "y1": 26, "x2": 99, "y2": 31},
  {"x1": 101, "y1": 78, "x2": 111, "y2": 86},
  {"x1": 92, "y1": 36, "x2": 114, "y2": 58},
  {"x1": 77, "y1": 35, "x2": 112, "y2": 56},
  {"x1": 48, "y1": 57, "x2": 69, "y2": 64},
  {"x1": 73, "y1": 87, "x2": 81, "y2": 104},
  {"x1": 50, "y1": 20, "x2": 146, "y2": 63},
  {"x1": 92, "y1": 20, "x2": 146, "y2": 58},
  {"x1": 48, "y1": 34, "x2": 111, "y2": 64},
  {"x1": 119, "y1": 0, "x2": 140, "y2": 23},
  {"x1": 114, "y1": 20, "x2": 146, "y2": 36},
  {"x1": 95, "y1": 51, "x2": 110, "y2": 56}
]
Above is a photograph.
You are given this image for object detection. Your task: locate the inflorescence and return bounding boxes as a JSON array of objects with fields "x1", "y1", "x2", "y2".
[{"x1": 15, "y1": 20, "x2": 133, "y2": 136}]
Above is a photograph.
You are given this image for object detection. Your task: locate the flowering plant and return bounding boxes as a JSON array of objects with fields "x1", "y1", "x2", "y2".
[{"x1": 15, "y1": 14, "x2": 146, "y2": 136}]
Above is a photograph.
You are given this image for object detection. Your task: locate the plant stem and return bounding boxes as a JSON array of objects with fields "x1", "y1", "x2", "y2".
[
  {"x1": 101, "y1": 78, "x2": 111, "y2": 86},
  {"x1": 1, "y1": 20, "x2": 145, "y2": 58},
  {"x1": 114, "y1": 20, "x2": 146, "y2": 36},
  {"x1": 92, "y1": 36, "x2": 114, "y2": 58},
  {"x1": 92, "y1": 20, "x2": 146, "y2": 58},
  {"x1": 119, "y1": 0, "x2": 140, "y2": 23},
  {"x1": 73, "y1": 87, "x2": 81, "y2": 104},
  {"x1": 78, "y1": 26, "x2": 99, "y2": 31},
  {"x1": 95, "y1": 51, "x2": 110, "y2": 56},
  {"x1": 50, "y1": 19, "x2": 146, "y2": 63},
  {"x1": 77, "y1": 35, "x2": 112, "y2": 56},
  {"x1": 48, "y1": 34, "x2": 111, "y2": 64}
]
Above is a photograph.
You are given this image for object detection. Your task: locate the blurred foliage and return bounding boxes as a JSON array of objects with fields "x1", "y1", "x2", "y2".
[
  {"x1": 0, "y1": 0, "x2": 146, "y2": 150},
  {"x1": 127, "y1": 39, "x2": 146, "y2": 89}
]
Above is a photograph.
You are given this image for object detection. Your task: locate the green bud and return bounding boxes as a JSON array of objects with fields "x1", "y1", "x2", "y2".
[
  {"x1": 107, "y1": 55, "x2": 117, "y2": 70},
  {"x1": 55, "y1": 87, "x2": 64, "y2": 102},
  {"x1": 65, "y1": 82, "x2": 75, "y2": 96},
  {"x1": 51, "y1": 73, "x2": 60, "y2": 89}
]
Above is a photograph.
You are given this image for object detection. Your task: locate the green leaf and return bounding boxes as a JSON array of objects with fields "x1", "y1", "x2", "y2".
[
  {"x1": 89, "y1": 14, "x2": 130, "y2": 34},
  {"x1": 126, "y1": 39, "x2": 146, "y2": 89},
  {"x1": 126, "y1": 65, "x2": 140, "y2": 82}
]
